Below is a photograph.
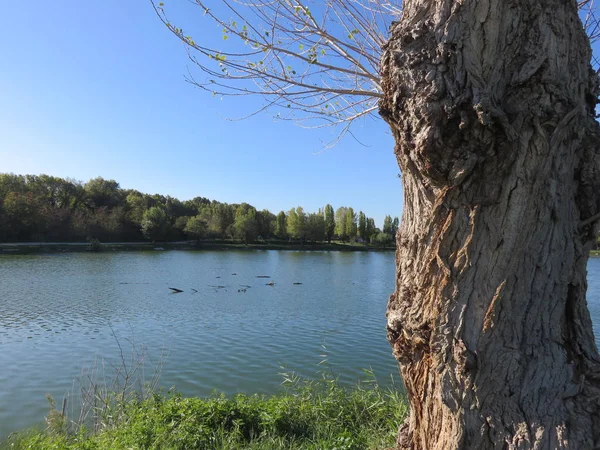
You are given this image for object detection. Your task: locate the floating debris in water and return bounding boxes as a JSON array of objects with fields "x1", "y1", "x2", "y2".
[
  {"x1": 256, "y1": 275, "x2": 271, "y2": 278},
  {"x1": 293, "y1": 282, "x2": 302, "y2": 285},
  {"x1": 266, "y1": 281, "x2": 275, "y2": 286},
  {"x1": 169, "y1": 287, "x2": 184, "y2": 293}
]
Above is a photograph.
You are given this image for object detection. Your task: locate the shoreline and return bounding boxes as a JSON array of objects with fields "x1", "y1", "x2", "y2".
[
  {"x1": 0, "y1": 240, "x2": 396, "y2": 255},
  {"x1": 4, "y1": 242, "x2": 600, "y2": 256}
]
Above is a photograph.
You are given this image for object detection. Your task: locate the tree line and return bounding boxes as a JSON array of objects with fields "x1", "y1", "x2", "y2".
[{"x1": 0, "y1": 173, "x2": 398, "y2": 245}]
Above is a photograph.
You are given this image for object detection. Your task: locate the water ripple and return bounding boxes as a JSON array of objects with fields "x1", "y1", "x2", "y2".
[{"x1": 3, "y1": 251, "x2": 598, "y2": 439}]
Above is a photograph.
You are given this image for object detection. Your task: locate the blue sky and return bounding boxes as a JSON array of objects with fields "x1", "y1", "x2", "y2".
[{"x1": 0, "y1": 1, "x2": 402, "y2": 228}]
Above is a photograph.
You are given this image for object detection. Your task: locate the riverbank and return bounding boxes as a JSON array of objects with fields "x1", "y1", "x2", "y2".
[
  {"x1": 5, "y1": 241, "x2": 600, "y2": 256},
  {"x1": 0, "y1": 240, "x2": 396, "y2": 255},
  {"x1": 2, "y1": 377, "x2": 407, "y2": 450}
]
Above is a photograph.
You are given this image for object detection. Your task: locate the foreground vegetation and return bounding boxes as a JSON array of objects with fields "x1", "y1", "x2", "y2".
[
  {"x1": 0, "y1": 173, "x2": 399, "y2": 246},
  {"x1": 3, "y1": 373, "x2": 407, "y2": 450}
]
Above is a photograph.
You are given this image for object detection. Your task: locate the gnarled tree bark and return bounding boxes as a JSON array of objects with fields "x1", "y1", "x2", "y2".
[{"x1": 380, "y1": 1, "x2": 600, "y2": 448}]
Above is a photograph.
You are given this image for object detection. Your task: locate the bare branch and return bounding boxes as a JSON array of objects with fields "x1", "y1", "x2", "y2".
[
  {"x1": 152, "y1": 0, "x2": 400, "y2": 139},
  {"x1": 580, "y1": 0, "x2": 600, "y2": 46},
  {"x1": 152, "y1": 0, "x2": 600, "y2": 141}
]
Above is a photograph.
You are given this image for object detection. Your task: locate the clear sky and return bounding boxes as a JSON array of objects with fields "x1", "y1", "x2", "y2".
[{"x1": 0, "y1": 1, "x2": 403, "y2": 228}]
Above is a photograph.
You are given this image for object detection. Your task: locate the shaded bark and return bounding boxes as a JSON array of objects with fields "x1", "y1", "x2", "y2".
[{"x1": 379, "y1": 0, "x2": 600, "y2": 448}]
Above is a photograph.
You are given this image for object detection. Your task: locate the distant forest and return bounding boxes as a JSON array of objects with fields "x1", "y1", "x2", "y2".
[{"x1": 0, "y1": 174, "x2": 399, "y2": 245}]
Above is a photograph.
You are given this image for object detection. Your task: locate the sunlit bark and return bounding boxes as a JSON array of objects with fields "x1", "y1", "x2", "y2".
[{"x1": 380, "y1": 1, "x2": 600, "y2": 448}]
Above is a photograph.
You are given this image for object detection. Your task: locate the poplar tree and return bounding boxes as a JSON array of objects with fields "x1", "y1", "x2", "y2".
[
  {"x1": 358, "y1": 211, "x2": 367, "y2": 240},
  {"x1": 324, "y1": 204, "x2": 335, "y2": 243}
]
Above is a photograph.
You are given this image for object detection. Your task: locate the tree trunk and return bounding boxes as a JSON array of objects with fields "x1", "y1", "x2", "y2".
[{"x1": 379, "y1": 1, "x2": 600, "y2": 448}]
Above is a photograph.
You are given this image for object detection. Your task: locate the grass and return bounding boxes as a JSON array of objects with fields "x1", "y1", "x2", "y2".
[{"x1": 2, "y1": 370, "x2": 407, "y2": 450}]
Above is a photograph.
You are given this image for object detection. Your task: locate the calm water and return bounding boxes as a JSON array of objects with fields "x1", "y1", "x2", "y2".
[
  {"x1": 0, "y1": 250, "x2": 399, "y2": 439},
  {"x1": 1, "y1": 252, "x2": 600, "y2": 440}
]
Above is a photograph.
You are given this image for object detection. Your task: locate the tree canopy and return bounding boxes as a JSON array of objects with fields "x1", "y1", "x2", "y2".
[{"x1": 0, "y1": 173, "x2": 396, "y2": 245}]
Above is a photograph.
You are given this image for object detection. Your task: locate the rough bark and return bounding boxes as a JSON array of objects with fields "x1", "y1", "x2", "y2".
[{"x1": 379, "y1": 1, "x2": 600, "y2": 448}]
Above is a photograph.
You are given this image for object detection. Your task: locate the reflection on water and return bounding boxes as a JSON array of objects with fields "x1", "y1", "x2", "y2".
[{"x1": 0, "y1": 251, "x2": 399, "y2": 438}]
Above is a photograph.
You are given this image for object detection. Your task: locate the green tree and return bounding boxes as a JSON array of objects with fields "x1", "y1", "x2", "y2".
[
  {"x1": 0, "y1": 174, "x2": 27, "y2": 199},
  {"x1": 373, "y1": 232, "x2": 392, "y2": 247},
  {"x1": 335, "y1": 207, "x2": 348, "y2": 241},
  {"x1": 3, "y1": 192, "x2": 44, "y2": 241},
  {"x1": 73, "y1": 207, "x2": 123, "y2": 242},
  {"x1": 257, "y1": 209, "x2": 276, "y2": 239},
  {"x1": 324, "y1": 204, "x2": 335, "y2": 243},
  {"x1": 209, "y1": 202, "x2": 235, "y2": 237},
  {"x1": 306, "y1": 212, "x2": 326, "y2": 242},
  {"x1": 232, "y1": 204, "x2": 258, "y2": 243},
  {"x1": 194, "y1": 205, "x2": 214, "y2": 237},
  {"x1": 174, "y1": 215, "x2": 190, "y2": 237},
  {"x1": 391, "y1": 217, "x2": 399, "y2": 238},
  {"x1": 345, "y1": 207, "x2": 357, "y2": 240},
  {"x1": 125, "y1": 192, "x2": 148, "y2": 225},
  {"x1": 165, "y1": 195, "x2": 193, "y2": 219},
  {"x1": 382, "y1": 215, "x2": 393, "y2": 236},
  {"x1": 287, "y1": 207, "x2": 306, "y2": 239},
  {"x1": 184, "y1": 215, "x2": 207, "y2": 243},
  {"x1": 366, "y1": 218, "x2": 376, "y2": 243},
  {"x1": 275, "y1": 211, "x2": 287, "y2": 239},
  {"x1": 0, "y1": 202, "x2": 6, "y2": 242},
  {"x1": 29, "y1": 175, "x2": 84, "y2": 210},
  {"x1": 141, "y1": 206, "x2": 170, "y2": 241},
  {"x1": 183, "y1": 196, "x2": 211, "y2": 215},
  {"x1": 84, "y1": 177, "x2": 122, "y2": 209},
  {"x1": 357, "y1": 211, "x2": 367, "y2": 240},
  {"x1": 0, "y1": 174, "x2": 90, "y2": 242}
]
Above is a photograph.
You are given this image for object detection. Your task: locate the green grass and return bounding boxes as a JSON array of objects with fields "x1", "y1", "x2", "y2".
[{"x1": 2, "y1": 372, "x2": 407, "y2": 450}]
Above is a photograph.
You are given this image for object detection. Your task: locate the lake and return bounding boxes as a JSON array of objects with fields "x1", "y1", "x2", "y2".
[
  {"x1": 0, "y1": 250, "x2": 399, "y2": 439},
  {"x1": 1, "y1": 251, "x2": 600, "y2": 440}
]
